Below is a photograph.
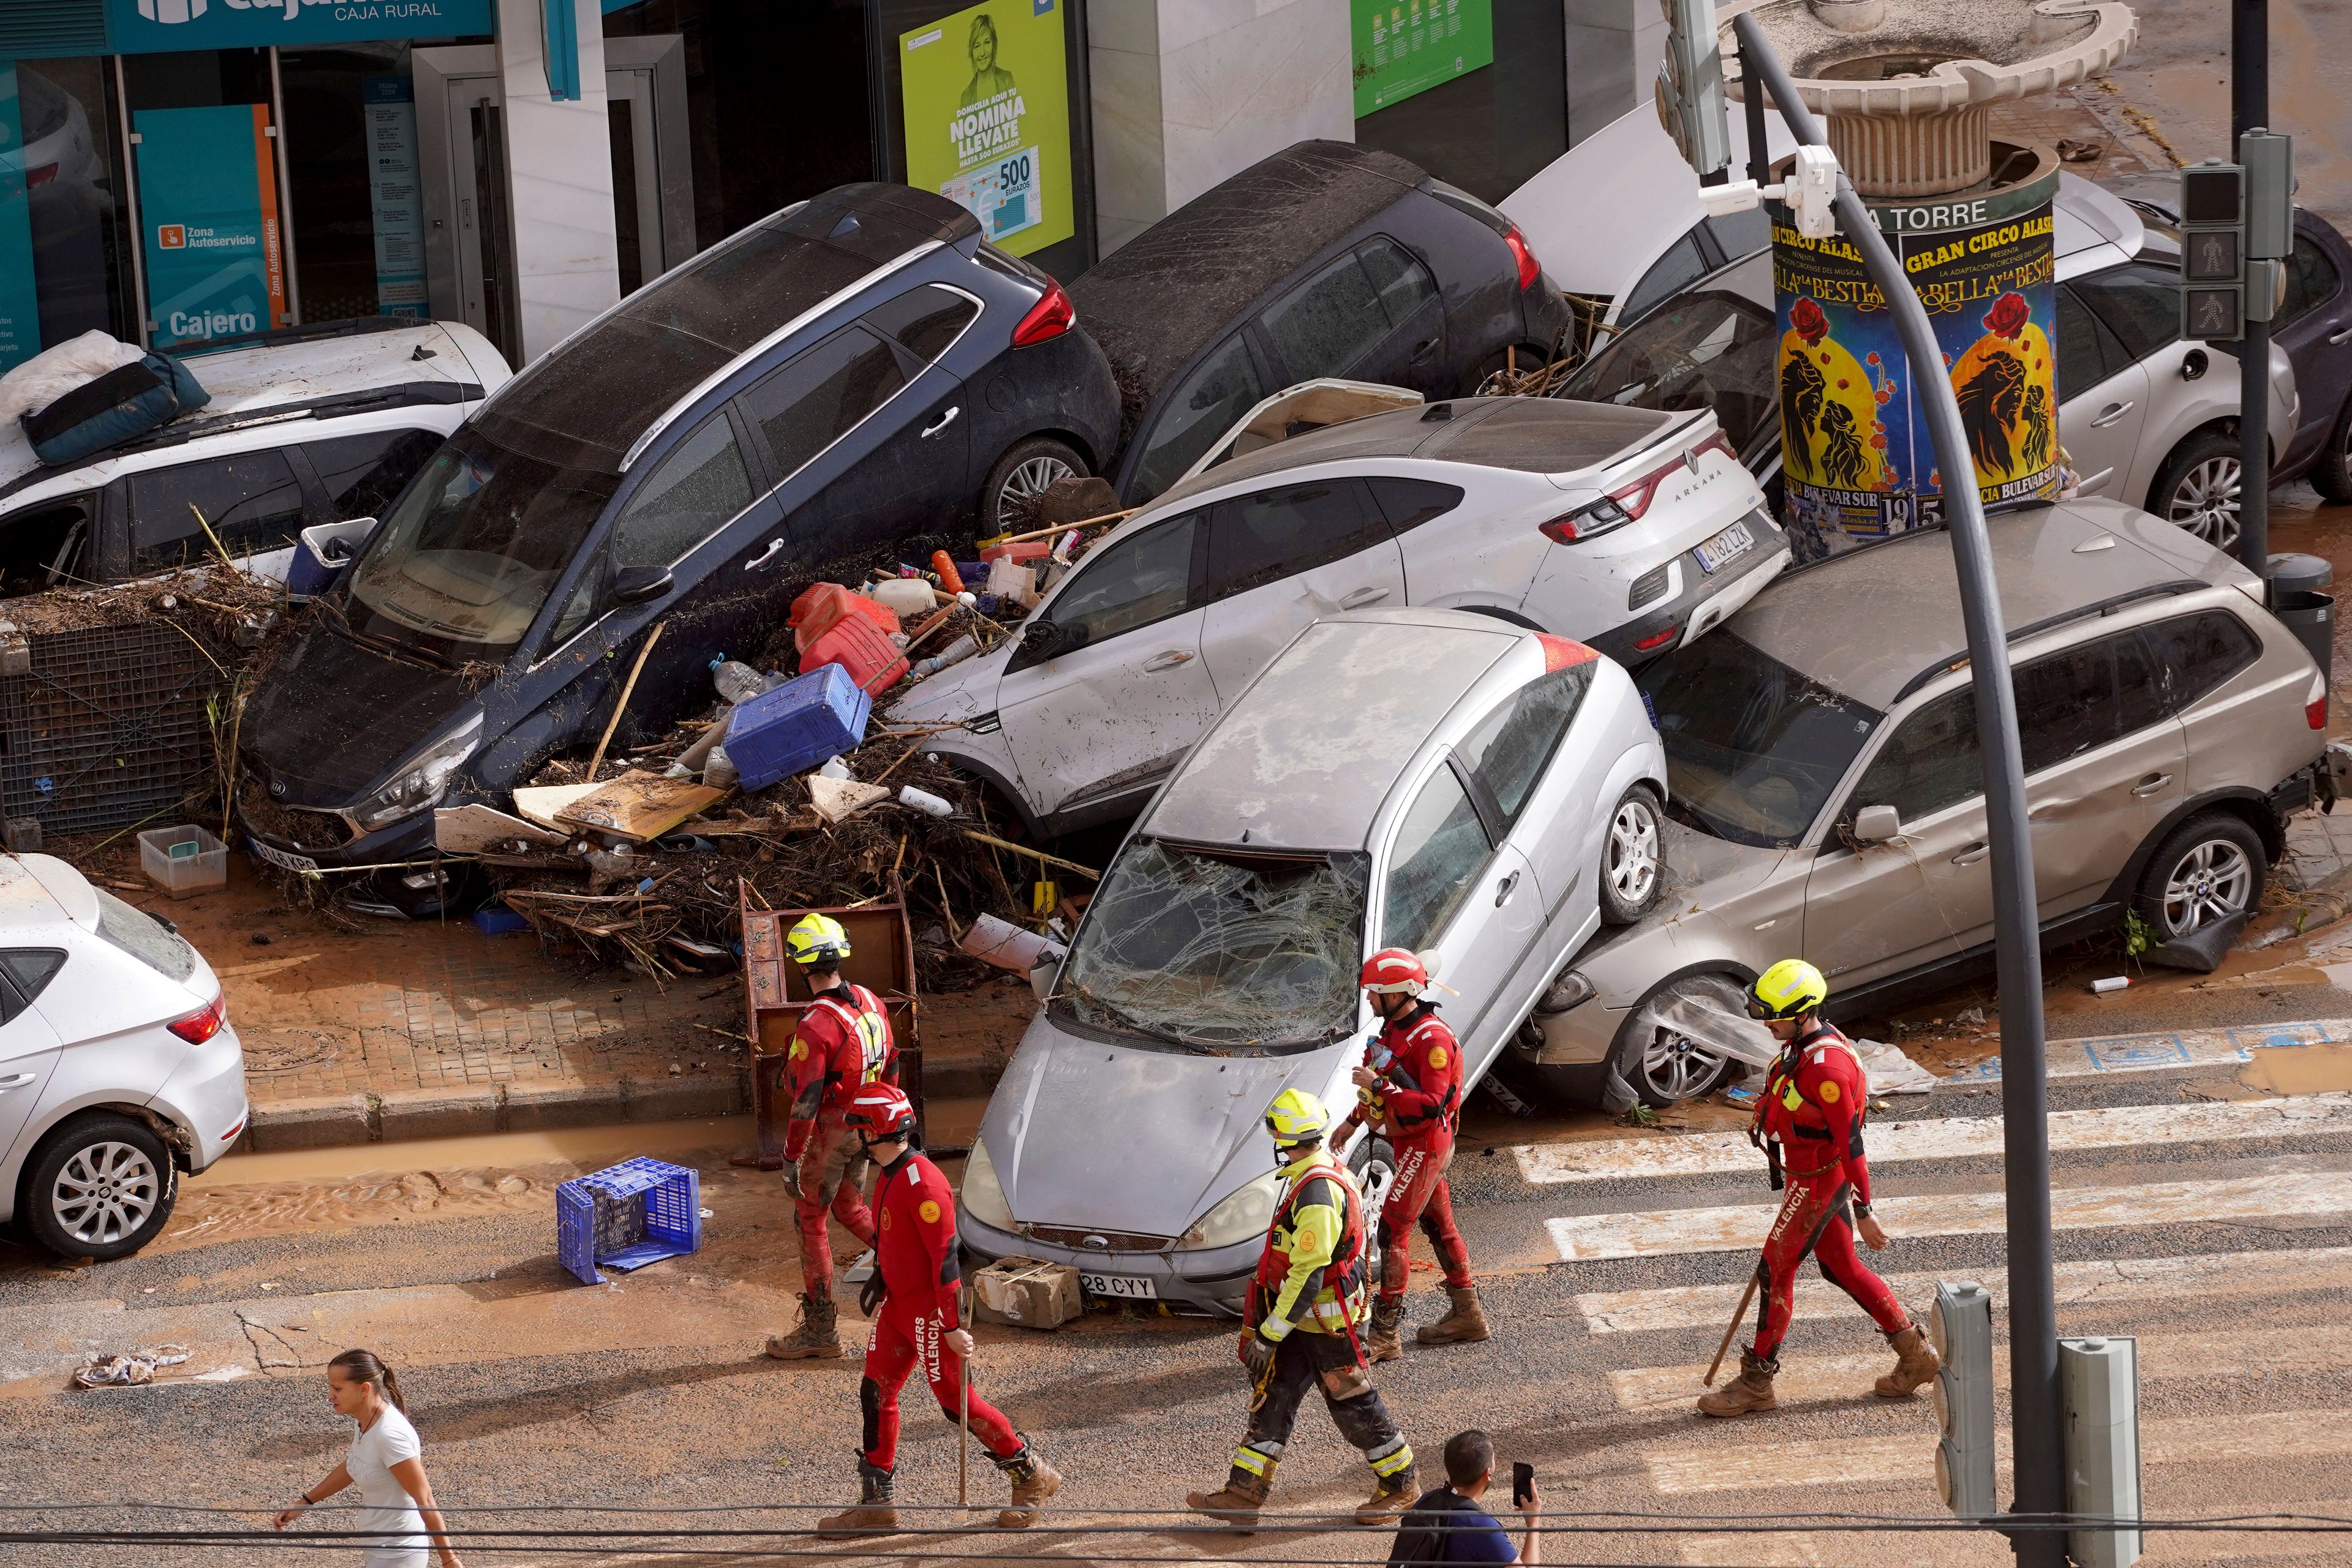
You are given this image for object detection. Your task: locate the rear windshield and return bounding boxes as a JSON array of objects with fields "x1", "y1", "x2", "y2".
[
  {"x1": 1638, "y1": 632, "x2": 1882, "y2": 848},
  {"x1": 1056, "y1": 840, "x2": 1368, "y2": 1052},
  {"x1": 1561, "y1": 289, "x2": 1781, "y2": 454},
  {"x1": 94, "y1": 889, "x2": 196, "y2": 982}
]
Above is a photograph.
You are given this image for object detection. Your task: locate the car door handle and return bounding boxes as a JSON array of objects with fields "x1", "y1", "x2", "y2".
[
  {"x1": 2330, "y1": 323, "x2": 2352, "y2": 345},
  {"x1": 921, "y1": 406, "x2": 961, "y2": 438},
  {"x1": 1951, "y1": 843, "x2": 1990, "y2": 867},
  {"x1": 1338, "y1": 586, "x2": 1391, "y2": 609},
  {"x1": 2132, "y1": 772, "x2": 2175, "y2": 797},
  {"x1": 742, "y1": 538, "x2": 785, "y2": 572},
  {"x1": 2089, "y1": 400, "x2": 2135, "y2": 428},
  {"x1": 1409, "y1": 337, "x2": 1440, "y2": 362},
  {"x1": 0, "y1": 1072, "x2": 34, "y2": 1089},
  {"x1": 1142, "y1": 649, "x2": 1194, "y2": 672},
  {"x1": 1494, "y1": 870, "x2": 1520, "y2": 906}
]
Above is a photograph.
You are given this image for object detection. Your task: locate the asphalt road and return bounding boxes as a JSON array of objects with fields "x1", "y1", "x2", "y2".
[{"x1": 7, "y1": 1027, "x2": 2352, "y2": 1568}]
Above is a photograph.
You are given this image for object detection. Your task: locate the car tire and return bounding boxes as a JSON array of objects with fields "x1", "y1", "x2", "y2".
[
  {"x1": 981, "y1": 436, "x2": 1088, "y2": 533},
  {"x1": 2133, "y1": 812, "x2": 2267, "y2": 941},
  {"x1": 2313, "y1": 394, "x2": 2352, "y2": 504},
  {"x1": 2149, "y1": 429, "x2": 2243, "y2": 551},
  {"x1": 1609, "y1": 972, "x2": 1747, "y2": 1108},
  {"x1": 1597, "y1": 783, "x2": 1665, "y2": 925},
  {"x1": 1346, "y1": 1131, "x2": 1398, "y2": 1280},
  {"x1": 20, "y1": 1113, "x2": 179, "y2": 1261}
]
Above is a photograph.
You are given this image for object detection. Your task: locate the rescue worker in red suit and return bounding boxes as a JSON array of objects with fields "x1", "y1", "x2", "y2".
[
  {"x1": 766, "y1": 913, "x2": 898, "y2": 1361},
  {"x1": 1698, "y1": 959, "x2": 1941, "y2": 1417},
  {"x1": 817, "y1": 1082, "x2": 1061, "y2": 1536},
  {"x1": 1338, "y1": 948, "x2": 1488, "y2": 1360}
]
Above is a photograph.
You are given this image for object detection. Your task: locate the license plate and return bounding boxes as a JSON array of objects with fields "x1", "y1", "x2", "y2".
[
  {"x1": 248, "y1": 839, "x2": 318, "y2": 875},
  {"x1": 1079, "y1": 1271, "x2": 1158, "y2": 1300},
  {"x1": 1693, "y1": 519, "x2": 1757, "y2": 574}
]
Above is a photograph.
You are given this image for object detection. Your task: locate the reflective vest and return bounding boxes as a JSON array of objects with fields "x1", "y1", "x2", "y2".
[
  {"x1": 1250, "y1": 1152, "x2": 1370, "y2": 1336},
  {"x1": 804, "y1": 983, "x2": 894, "y2": 1086}
]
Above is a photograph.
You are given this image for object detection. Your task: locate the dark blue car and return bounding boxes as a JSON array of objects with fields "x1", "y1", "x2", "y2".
[{"x1": 238, "y1": 183, "x2": 1118, "y2": 910}]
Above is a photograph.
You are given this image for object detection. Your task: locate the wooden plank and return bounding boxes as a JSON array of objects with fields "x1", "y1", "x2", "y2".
[
  {"x1": 552, "y1": 771, "x2": 726, "y2": 842},
  {"x1": 512, "y1": 782, "x2": 602, "y2": 831},
  {"x1": 434, "y1": 804, "x2": 567, "y2": 854}
]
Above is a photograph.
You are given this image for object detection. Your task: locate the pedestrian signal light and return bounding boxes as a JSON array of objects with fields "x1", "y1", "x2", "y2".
[
  {"x1": 2179, "y1": 161, "x2": 2246, "y2": 344},
  {"x1": 2060, "y1": 1336, "x2": 2143, "y2": 1568},
  {"x1": 1654, "y1": 0, "x2": 1730, "y2": 178},
  {"x1": 1930, "y1": 1281, "x2": 1997, "y2": 1520}
]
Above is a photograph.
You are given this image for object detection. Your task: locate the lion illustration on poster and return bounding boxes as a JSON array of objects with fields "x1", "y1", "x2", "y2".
[
  {"x1": 1947, "y1": 290, "x2": 2057, "y2": 487},
  {"x1": 1778, "y1": 295, "x2": 1883, "y2": 492}
]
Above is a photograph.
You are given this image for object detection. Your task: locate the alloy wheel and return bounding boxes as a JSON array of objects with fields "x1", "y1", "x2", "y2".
[
  {"x1": 2165, "y1": 455, "x2": 2242, "y2": 550},
  {"x1": 1003, "y1": 454, "x2": 1075, "y2": 508},
  {"x1": 1640, "y1": 1027, "x2": 1726, "y2": 1103},
  {"x1": 1607, "y1": 796, "x2": 1660, "y2": 908},
  {"x1": 2160, "y1": 839, "x2": 2255, "y2": 936},
  {"x1": 50, "y1": 1140, "x2": 162, "y2": 1247}
]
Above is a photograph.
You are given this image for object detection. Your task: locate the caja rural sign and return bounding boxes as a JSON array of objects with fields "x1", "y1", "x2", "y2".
[{"x1": 108, "y1": 0, "x2": 493, "y2": 52}]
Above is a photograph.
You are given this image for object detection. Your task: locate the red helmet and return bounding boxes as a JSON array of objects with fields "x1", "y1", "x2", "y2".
[
  {"x1": 843, "y1": 1083, "x2": 917, "y2": 1139},
  {"x1": 1361, "y1": 948, "x2": 1432, "y2": 996}
]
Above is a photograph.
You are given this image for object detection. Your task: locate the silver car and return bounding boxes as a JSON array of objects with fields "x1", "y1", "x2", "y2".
[
  {"x1": 1499, "y1": 497, "x2": 2330, "y2": 1114},
  {"x1": 957, "y1": 608, "x2": 1666, "y2": 1312}
]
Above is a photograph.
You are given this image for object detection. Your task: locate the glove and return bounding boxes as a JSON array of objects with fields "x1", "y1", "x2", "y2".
[
  {"x1": 1240, "y1": 1330, "x2": 1276, "y2": 1381},
  {"x1": 858, "y1": 1270, "x2": 886, "y2": 1317},
  {"x1": 780, "y1": 1162, "x2": 803, "y2": 1200}
]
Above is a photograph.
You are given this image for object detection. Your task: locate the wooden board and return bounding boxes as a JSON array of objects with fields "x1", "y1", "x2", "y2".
[
  {"x1": 807, "y1": 775, "x2": 889, "y2": 823},
  {"x1": 434, "y1": 803, "x2": 568, "y2": 854},
  {"x1": 552, "y1": 771, "x2": 726, "y2": 842},
  {"x1": 512, "y1": 782, "x2": 603, "y2": 831}
]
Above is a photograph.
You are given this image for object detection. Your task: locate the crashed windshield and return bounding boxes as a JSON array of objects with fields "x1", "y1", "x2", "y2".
[
  {"x1": 343, "y1": 426, "x2": 618, "y2": 657},
  {"x1": 1057, "y1": 840, "x2": 1368, "y2": 1051},
  {"x1": 1637, "y1": 631, "x2": 1882, "y2": 848},
  {"x1": 1560, "y1": 290, "x2": 1780, "y2": 454}
]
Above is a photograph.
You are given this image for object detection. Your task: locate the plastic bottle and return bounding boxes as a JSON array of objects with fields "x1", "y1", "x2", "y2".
[
  {"x1": 914, "y1": 635, "x2": 979, "y2": 677},
  {"x1": 897, "y1": 785, "x2": 954, "y2": 818},
  {"x1": 712, "y1": 660, "x2": 777, "y2": 705},
  {"x1": 931, "y1": 551, "x2": 965, "y2": 595},
  {"x1": 704, "y1": 745, "x2": 739, "y2": 790}
]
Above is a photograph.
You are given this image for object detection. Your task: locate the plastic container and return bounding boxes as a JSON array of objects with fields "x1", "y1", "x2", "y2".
[
  {"x1": 931, "y1": 551, "x2": 965, "y2": 595},
  {"x1": 789, "y1": 582, "x2": 899, "y2": 654},
  {"x1": 801, "y1": 613, "x2": 910, "y2": 696},
  {"x1": 138, "y1": 825, "x2": 227, "y2": 899},
  {"x1": 914, "y1": 634, "x2": 978, "y2": 677},
  {"x1": 981, "y1": 538, "x2": 1051, "y2": 564},
  {"x1": 725, "y1": 663, "x2": 872, "y2": 792},
  {"x1": 287, "y1": 518, "x2": 376, "y2": 599},
  {"x1": 898, "y1": 785, "x2": 954, "y2": 818},
  {"x1": 955, "y1": 560, "x2": 988, "y2": 586},
  {"x1": 987, "y1": 557, "x2": 1038, "y2": 608},
  {"x1": 556, "y1": 1156, "x2": 703, "y2": 1286},
  {"x1": 704, "y1": 745, "x2": 738, "y2": 790},
  {"x1": 865, "y1": 577, "x2": 938, "y2": 620},
  {"x1": 711, "y1": 660, "x2": 783, "y2": 705}
]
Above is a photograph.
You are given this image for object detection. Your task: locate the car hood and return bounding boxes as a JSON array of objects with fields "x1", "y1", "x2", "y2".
[
  {"x1": 980, "y1": 1014, "x2": 1355, "y2": 1238},
  {"x1": 241, "y1": 619, "x2": 473, "y2": 804},
  {"x1": 884, "y1": 641, "x2": 1013, "y2": 726},
  {"x1": 1578, "y1": 819, "x2": 1794, "y2": 993}
]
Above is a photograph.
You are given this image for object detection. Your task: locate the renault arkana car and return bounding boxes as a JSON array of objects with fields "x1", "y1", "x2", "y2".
[{"x1": 957, "y1": 609, "x2": 1665, "y2": 1312}]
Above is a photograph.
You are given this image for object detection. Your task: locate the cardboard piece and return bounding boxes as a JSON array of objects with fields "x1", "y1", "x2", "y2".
[
  {"x1": 512, "y1": 783, "x2": 603, "y2": 831},
  {"x1": 434, "y1": 803, "x2": 568, "y2": 854},
  {"x1": 553, "y1": 772, "x2": 727, "y2": 842},
  {"x1": 971, "y1": 1255, "x2": 1084, "y2": 1330},
  {"x1": 807, "y1": 774, "x2": 890, "y2": 824}
]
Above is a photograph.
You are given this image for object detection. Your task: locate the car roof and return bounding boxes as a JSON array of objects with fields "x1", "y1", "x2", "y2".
[
  {"x1": 0, "y1": 853, "x2": 80, "y2": 929},
  {"x1": 1140, "y1": 609, "x2": 1523, "y2": 852},
  {"x1": 1150, "y1": 395, "x2": 1679, "y2": 506},
  {"x1": 1731, "y1": 499, "x2": 2253, "y2": 710},
  {"x1": 1068, "y1": 141, "x2": 1429, "y2": 425}
]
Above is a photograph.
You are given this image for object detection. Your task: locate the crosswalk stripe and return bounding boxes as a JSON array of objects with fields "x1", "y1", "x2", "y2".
[
  {"x1": 1517, "y1": 1094, "x2": 2352, "y2": 1185},
  {"x1": 1945, "y1": 1017, "x2": 2352, "y2": 1082},
  {"x1": 1677, "y1": 1509, "x2": 2345, "y2": 1568},
  {"x1": 1547, "y1": 1170, "x2": 2352, "y2": 1262}
]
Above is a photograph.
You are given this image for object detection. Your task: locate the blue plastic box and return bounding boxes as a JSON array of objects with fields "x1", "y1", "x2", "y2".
[
  {"x1": 725, "y1": 662, "x2": 872, "y2": 792},
  {"x1": 556, "y1": 1157, "x2": 702, "y2": 1285},
  {"x1": 287, "y1": 518, "x2": 376, "y2": 599}
]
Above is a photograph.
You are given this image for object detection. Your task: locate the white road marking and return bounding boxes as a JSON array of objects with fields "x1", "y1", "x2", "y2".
[
  {"x1": 1547, "y1": 1170, "x2": 2352, "y2": 1262},
  {"x1": 1572, "y1": 1246, "x2": 2352, "y2": 1332},
  {"x1": 1517, "y1": 1094, "x2": 2352, "y2": 1185}
]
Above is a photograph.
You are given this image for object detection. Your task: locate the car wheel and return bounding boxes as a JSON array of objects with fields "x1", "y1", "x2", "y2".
[
  {"x1": 1610, "y1": 973, "x2": 1745, "y2": 1107},
  {"x1": 981, "y1": 437, "x2": 1088, "y2": 533},
  {"x1": 20, "y1": 1114, "x2": 179, "y2": 1260},
  {"x1": 2133, "y1": 812, "x2": 2266, "y2": 940},
  {"x1": 1597, "y1": 783, "x2": 1665, "y2": 925},
  {"x1": 2150, "y1": 431, "x2": 2242, "y2": 551},
  {"x1": 2313, "y1": 394, "x2": 2352, "y2": 504},
  {"x1": 1346, "y1": 1132, "x2": 1398, "y2": 1280}
]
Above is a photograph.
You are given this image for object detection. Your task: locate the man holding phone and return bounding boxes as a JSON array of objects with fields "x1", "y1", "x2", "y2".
[{"x1": 1384, "y1": 1430, "x2": 1540, "y2": 1565}]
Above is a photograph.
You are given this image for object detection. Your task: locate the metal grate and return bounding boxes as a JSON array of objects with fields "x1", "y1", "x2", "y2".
[
  {"x1": 0, "y1": 624, "x2": 222, "y2": 837},
  {"x1": 0, "y1": 1, "x2": 107, "y2": 59}
]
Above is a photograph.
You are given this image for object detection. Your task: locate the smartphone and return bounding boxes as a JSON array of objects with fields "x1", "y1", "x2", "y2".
[{"x1": 1511, "y1": 1461, "x2": 1535, "y2": 1509}]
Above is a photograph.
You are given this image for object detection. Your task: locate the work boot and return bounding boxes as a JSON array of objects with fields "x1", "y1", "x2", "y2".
[
  {"x1": 1186, "y1": 1465, "x2": 1273, "y2": 1529},
  {"x1": 995, "y1": 1444, "x2": 1063, "y2": 1528},
  {"x1": 763, "y1": 1292, "x2": 843, "y2": 1360},
  {"x1": 817, "y1": 1462, "x2": 899, "y2": 1537},
  {"x1": 1697, "y1": 1349, "x2": 1780, "y2": 1417},
  {"x1": 1365, "y1": 1297, "x2": 1405, "y2": 1363},
  {"x1": 1415, "y1": 1285, "x2": 1491, "y2": 1346},
  {"x1": 1875, "y1": 1322, "x2": 1940, "y2": 1398},
  {"x1": 1355, "y1": 1466, "x2": 1420, "y2": 1525}
]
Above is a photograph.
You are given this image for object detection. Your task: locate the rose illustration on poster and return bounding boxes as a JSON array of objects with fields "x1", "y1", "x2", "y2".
[
  {"x1": 1947, "y1": 288, "x2": 2059, "y2": 492},
  {"x1": 900, "y1": 0, "x2": 1074, "y2": 259}
]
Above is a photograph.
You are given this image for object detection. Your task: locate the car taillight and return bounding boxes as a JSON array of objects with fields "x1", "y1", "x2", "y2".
[
  {"x1": 1504, "y1": 223, "x2": 1541, "y2": 291},
  {"x1": 26, "y1": 164, "x2": 59, "y2": 189},
  {"x1": 168, "y1": 994, "x2": 227, "y2": 1045},
  {"x1": 1011, "y1": 281, "x2": 1075, "y2": 347},
  {"x1": 1542, "y1": 433, "x2": 1738, "y2": 544},
  {"x1": 1633, "y1": 625, "x2": 1680, "y2": 653},
  {"x1": 2309, "y1": 670, "x2": 2329, "y2": 730}
]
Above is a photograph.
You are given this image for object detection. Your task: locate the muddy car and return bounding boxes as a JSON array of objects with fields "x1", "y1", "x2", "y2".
[
  {"x1": 1497, "y1": 497, "x2": 2331, "y2": 1114},
  {"x1": 956, "y1": 609, "x2": 1664, "y2": 1312},
  {"x1": 238, "y1": 184, "x2": 1117, "y2": 913}
]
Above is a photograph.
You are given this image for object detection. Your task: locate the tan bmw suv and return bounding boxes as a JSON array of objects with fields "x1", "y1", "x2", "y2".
[{"x1": 1504, "y1": 496, "x2": 2332, "y2": 1112}]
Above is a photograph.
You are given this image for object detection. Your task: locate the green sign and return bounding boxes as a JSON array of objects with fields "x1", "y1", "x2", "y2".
[
  {"x1": 0, "y1": 64, "x2": 39, "y2": 375},
  {"x1": 900, "y1": 0, "x2": 1073, "y2": 258},
  {"x1": 105, "y1": 0, "x2": 492, "y2": 56},
  {"x1": 1352, "y1": 0, "x2": 1493, "y2": 116},
  {"x1": 135, "y1": 105, "x2": 287, "y2": 351}
]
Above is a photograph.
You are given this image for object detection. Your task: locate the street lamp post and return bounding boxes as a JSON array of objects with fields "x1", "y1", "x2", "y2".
[{"x1": 2233, "y1": 0, "x2": 2271, "y2": 577}]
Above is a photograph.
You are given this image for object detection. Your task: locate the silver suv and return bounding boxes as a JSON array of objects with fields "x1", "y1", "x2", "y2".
[{"x1": 1504, "y1": 497, "x2": 2330, "y2": 1112}]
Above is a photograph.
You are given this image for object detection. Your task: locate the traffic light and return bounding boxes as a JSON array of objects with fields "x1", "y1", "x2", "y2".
[
  {"x1": 2242, "y1": 129, "x2": 2296, "y2": 325},
  {"x1": 2061, "y1": 1336, "x2": 2143, "y2": 1568},
  {"x1": 1931, "y1": 1281, "x2": 1997, "y2": 1520},
  {"x1": 1654, "y1": 0, "x2": 1731, "y2": 179},
  {"x1": 2179, "y1": 160, "x2": 2245, "y2": 342}
]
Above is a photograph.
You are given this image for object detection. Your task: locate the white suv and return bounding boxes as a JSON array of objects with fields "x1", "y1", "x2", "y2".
[
  {"x1": 0, "y1": 318, "x2": 510, "y2": 596},
  {"x1": 0, "y1": 856, "x2": 246, "y2": 1260}
]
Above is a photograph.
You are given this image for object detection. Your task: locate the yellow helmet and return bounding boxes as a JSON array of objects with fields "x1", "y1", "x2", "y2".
[
  {"x1": 1749, "y1": 958, "x2": 1828, "y2": 1021},
  {"x1": 786, "y1": 912, "x2": 852, "y2": 968},
  {"x1": 1263, "y1": 1087, "x2": 1332, "y2": 1149}
]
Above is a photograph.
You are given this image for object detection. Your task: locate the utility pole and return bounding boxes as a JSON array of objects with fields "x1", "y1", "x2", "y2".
[{"x1": 2234, "y1": 0, "x2": 2271, "y2": 578}]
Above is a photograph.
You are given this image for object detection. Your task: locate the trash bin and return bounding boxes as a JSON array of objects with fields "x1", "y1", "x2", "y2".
[{"x1": 2267, "y1": 552, "x2": 2335, "y2": 686}]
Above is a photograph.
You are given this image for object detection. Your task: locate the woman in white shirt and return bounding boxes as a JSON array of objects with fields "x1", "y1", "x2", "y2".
[{"x1": 273, "y1": 1349, "x2": 465, "y2": 1568}]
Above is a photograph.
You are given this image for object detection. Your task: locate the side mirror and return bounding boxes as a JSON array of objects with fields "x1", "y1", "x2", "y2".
[
  {"x1": 2182, "y1": 349, "x2": 2209, "y2": 382},
  {"x1": 1030, "y1": 949, "x2": 1067, "y2": 1004},
  {"x1": 1852, "y1": 804, "x2": 1901, "y2": 843},
  {"x1": 1020, "y1": 619, "x2": 1062, "y2": 658},
  {"x1": 608, "y1": 565, "x2": 674, "y2": 608}
]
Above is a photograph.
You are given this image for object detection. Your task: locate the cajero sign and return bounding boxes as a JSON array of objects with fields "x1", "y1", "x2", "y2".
[
  {"x1": 135, "y1": 105, "x2": 288, "y2": 350},
  {"x1": 108, "y1": 0, "x2": 493, "y2": 52}
]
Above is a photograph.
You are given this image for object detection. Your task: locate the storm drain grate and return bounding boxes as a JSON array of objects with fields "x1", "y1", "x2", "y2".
[{"x1": 0, "y1": 624, "x2": 222, "y2": 837}]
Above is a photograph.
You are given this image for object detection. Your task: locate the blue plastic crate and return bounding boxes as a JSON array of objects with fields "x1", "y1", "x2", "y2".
[
  {"x1": 725, "y1": 663, "x2": 872, "y2": 793},
  {"x1": 556, "y1": 1156, "x2": 702, "y2": 1286}
]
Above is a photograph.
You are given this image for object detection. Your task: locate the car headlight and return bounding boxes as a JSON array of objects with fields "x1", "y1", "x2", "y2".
[
  {"x1": 959, "y1": 1135, "x2": 1016, "y2": 1232},
  {"x1": 349, "y1": 714, "x2": 483, "y2": 833},
  {"x1": 1180, "y1": 1172, "x2": 1280, "y2": 1252}
]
